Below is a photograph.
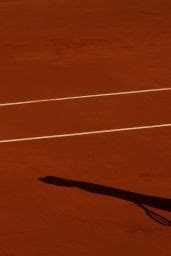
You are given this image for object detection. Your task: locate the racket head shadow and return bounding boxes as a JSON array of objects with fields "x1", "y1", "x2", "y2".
[{"x1": 137, "y1": 203, "x2": 171, "y2": 226}]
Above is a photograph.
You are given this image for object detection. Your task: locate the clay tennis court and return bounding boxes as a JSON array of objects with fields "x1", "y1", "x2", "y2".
[{"x1": 0, "y1": 0, "x2": 171, "y2": 255}]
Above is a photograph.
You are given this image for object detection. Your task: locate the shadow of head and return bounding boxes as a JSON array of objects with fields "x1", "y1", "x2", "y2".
[{"x1": 38, "y1": 176, "x2": 75, "y2": 187}]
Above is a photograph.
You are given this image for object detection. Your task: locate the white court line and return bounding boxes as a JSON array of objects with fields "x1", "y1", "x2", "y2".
[
  {"x1": 0, "y1": 87, "x2": 170, "y2": 107},
  {"x1": 0, "y1": 123, "x2": 170, "y2": 144}
]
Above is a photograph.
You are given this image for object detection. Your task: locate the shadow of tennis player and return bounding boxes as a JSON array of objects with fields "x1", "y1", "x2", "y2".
[{"x1": 38, "y1": 176, "x2": 171, "y2": 226}]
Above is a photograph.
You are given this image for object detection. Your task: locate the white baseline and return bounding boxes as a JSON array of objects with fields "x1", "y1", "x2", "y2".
[
  {"x1": 0, "y1": 123, "x2": 170, "y2": 144},
  {"x1": 0, "y1": 87, "x2": 170, "y2": 107}
]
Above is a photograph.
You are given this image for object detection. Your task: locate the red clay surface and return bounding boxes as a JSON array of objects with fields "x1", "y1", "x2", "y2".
[{"x1": 0, "y1": 0, "x2": 171, "y2": 255}]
